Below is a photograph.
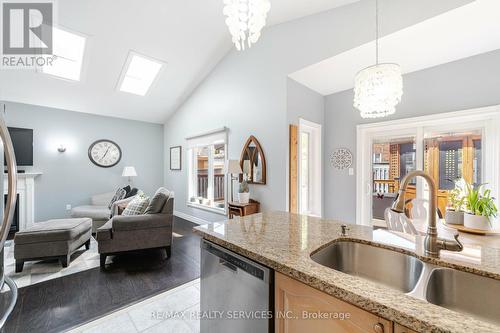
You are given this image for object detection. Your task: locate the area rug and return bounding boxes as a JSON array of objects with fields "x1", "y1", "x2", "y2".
[{"x1": 3, "y1": 237, "x2": 100, "y2": 288}]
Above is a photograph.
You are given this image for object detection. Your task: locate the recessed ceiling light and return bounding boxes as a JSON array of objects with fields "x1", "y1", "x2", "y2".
[
  {"x1": 41, "y1": 27, "x2": 87, "y2": 81},
  {"x1": 118, "y1": 52, "x2": 164, "y2": 96}
]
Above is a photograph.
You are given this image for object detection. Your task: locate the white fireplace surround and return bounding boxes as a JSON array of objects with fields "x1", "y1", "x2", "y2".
[{"x1": 4, "y1": 172, "x2": 41, "y2": 231}]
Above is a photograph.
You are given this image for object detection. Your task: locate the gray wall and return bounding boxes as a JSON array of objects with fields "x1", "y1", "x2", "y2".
[
  {"x1": 4, "y1": 101, "x2": 164, "y2": 221},
  {"x1": 286, "y1": 78, "x2": 325, "y2": 214},
  {"x1": 324, "y1": 49, "x2": 500, "y2": 224},
  {"x1": 164, "y1": 0, "x2": 469, "y2": 222}
]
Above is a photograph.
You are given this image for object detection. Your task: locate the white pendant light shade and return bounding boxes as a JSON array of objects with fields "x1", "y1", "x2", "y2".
[
  {"x1": 223, "y1": 0, "x2": 271, "y2": 51},
  {"x1": 353, "y1": 63, "x2": 403, "y2": 119}
]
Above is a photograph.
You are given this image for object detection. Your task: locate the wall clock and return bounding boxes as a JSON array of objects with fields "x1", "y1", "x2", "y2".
[{"x1": 88, "y1": 139, "x2": 122, "y2": 168}]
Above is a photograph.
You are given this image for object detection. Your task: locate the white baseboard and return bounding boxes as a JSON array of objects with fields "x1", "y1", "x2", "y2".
[{"x1": 174, "y1": 210, "x2": 210, "y2": 225}]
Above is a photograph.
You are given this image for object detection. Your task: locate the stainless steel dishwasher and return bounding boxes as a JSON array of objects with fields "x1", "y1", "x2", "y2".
[{"x1": 200, "y1": 239, "x2": 273, "y2": 333}]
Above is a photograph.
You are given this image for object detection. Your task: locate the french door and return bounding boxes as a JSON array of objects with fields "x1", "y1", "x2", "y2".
[{"x1": 356, "y1": 106, "x2": 500, "y2": 226}]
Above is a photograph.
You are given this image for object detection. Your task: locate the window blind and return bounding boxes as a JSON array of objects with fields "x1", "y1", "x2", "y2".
[{"x1": 186, "y1": 127, "x2": 228, "y2": 149}]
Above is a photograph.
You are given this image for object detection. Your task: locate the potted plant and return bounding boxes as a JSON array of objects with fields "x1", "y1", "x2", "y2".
[
  {"x1": 464, "y1": 183, "x2": 498, "y2": 231},
  {"x1": 238, "y1": 180, "x2": 250, "y2": 204},
  {"x1": 445, "y1": 178, "x2": 466, "y2": 225}
]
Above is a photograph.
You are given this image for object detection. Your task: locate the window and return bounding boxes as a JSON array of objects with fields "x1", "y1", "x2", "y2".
[
  {"x1": 357, "y1": 106, "x2": 500, "y2": 226},
  {"x1": 41, "y1": 27, "x2": 87, "y2": 81},
  {"x1": 118, "y1": 52, "x2": 163, "y2": 96},
  {"x1": 424, "y1": 131, "x2": 482, "y2": 190},
  {"x1": 187, "y1": 129, "x2": 227, "y2": 214}
]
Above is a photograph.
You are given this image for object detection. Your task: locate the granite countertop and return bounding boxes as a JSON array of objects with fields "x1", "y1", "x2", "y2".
[{"x1": 193, "y1": 211, "x2": 500, "y2": 333}]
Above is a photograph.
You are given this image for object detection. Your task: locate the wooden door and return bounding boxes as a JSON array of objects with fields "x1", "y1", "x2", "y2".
[
  {"x1": 289, "y1": 125, "x2": 298, "y2": 214},
  {"x1": 275, "y1": 272, "x2": 393, "y2": 333}
]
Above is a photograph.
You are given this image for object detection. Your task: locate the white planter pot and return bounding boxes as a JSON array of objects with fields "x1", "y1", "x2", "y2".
[
  {"x1": 238, "y1": 192, "x2": 250, "y2": 204},
  {"x1": 445, "y1": 210, "x2": 464, "y2": 225},
  {"x1": 464, "y1": 213, "x2": 492, "y2": 231}
]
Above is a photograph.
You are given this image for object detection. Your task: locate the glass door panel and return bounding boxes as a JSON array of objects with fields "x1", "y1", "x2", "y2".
[
  {"x1": 372, "y1": 137, "x2": 416, "y2": 222},
  {"x1": 299, "y1": 132, "x2": 309, "y2": 214},
  {"x1": 424, "y1": 130, "x2": 482, "y2": 215}
]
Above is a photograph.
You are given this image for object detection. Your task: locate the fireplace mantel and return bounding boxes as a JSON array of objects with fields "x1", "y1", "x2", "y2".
[{"x1": 4, "y1": 172, "x2": 42, "y2": 231}]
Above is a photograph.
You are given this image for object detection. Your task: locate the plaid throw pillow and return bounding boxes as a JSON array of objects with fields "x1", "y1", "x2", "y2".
[
  {"x1": 108, "y1": 187, "x2": 127, "y2": 209},
  {"x1": 122, "y1": 196, "x2": 150, "y2": 216}
]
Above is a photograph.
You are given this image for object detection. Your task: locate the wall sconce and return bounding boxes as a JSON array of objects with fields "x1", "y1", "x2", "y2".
[{"x1": 57, "y1": 145, "x2": 66, "y2": 153}]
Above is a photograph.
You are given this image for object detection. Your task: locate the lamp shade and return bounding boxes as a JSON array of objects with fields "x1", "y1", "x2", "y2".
[
  {"x1": 122, "y1": 166, "x2": 137, "y2": 177},
  {"x1": 226, "y1": 160, "x2": 242, "y2": 174}
]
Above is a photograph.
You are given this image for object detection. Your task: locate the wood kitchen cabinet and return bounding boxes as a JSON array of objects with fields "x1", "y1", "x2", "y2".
[{"x1": 275, "y1": 272, "x2": 393, "y2": 333}]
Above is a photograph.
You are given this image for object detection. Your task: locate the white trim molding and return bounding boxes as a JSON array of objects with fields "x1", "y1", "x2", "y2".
[
  {"x1": 174, "y1": 210, "x2": 211, "y2": 225},
  {"x1": 356, "y1": 105, "x2": 500, "y2": 226},
  {"x1": 5, "y1": 172, "x2": 42, "y2": 230},
  {"x1": 298, "y1": 118, "x2": 323, "y2": 217}
]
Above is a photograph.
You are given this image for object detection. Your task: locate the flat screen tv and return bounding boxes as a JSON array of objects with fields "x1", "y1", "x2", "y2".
[{"x1": 5, "y1": 127, "x2": 33, "y2": 166}]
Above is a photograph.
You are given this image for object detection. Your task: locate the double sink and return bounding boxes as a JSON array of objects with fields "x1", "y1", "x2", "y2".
[{"x1": 311, "y1": 241, "x2": 500, "y2": 325}]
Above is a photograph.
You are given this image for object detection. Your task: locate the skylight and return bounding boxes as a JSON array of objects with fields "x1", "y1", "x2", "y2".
[
  {"x1": 41, "y1": 27, "x2": 87, "y2": 81},
  {"x1": 118, "y1": 53, "x2": 163, "y2": 96}
]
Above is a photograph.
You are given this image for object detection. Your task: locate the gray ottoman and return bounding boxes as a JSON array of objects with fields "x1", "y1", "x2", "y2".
[{"x1": 14, "y1": 218, "x2": 92, "y2": 272}]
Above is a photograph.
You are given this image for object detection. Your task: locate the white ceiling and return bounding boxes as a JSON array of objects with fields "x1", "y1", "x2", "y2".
[
  {"x1": 289, "y1": 0, "x2": 500, "y2": 96},
  {"x1": 0, "y1": 0, "x2": 359, "y2": 123}
]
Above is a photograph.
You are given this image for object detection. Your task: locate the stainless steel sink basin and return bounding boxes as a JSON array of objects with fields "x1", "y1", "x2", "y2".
[
  {"x1": 426, "y1": 268, "x2": 500, "y2": 325},
  {"x1": 311, "y1": 241, "x2": 424, "y2": 293}
]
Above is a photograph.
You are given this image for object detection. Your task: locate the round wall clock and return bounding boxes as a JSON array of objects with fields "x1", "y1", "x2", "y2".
[{"x1": 88, "y1": 139, "x2": 122, "y2": 168}]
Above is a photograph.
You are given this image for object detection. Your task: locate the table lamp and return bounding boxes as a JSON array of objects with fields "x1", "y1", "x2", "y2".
[
  {"x1": 226, "y1": 160, "x2": 242, "y2": 202},
  {"x1": 122, "y1": 166, "x2": 137, "y2": 185}
]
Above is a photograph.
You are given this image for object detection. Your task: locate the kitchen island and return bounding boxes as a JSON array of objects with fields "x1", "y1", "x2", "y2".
[{"x1": 194, "y1": 211, "x2": 500, "y2": 333}]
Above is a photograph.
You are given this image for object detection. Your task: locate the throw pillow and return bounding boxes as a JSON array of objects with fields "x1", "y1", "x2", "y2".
[
  {"x1": 124, "y1": 187, "x2": 138, "y2": 199},
  {"x1": 144, "y1": 187, "x2": 171, "y2": 214},
  {"x1": 122, "y1": 185, "x2": 131, "y2": 196},
  {"x1": 122, "y1": 196, "x2": 150, "y2": 216},
  {"x1": 108, "y1": 187, "x2": 127, "y2": 209}
]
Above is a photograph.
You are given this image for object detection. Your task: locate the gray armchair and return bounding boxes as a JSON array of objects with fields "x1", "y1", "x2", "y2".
[{"x1": 96, "y1": 194, "x2": 173, "y2": 268}]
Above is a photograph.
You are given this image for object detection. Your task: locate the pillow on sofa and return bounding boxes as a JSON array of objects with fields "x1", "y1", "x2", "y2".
[
  {"x1": 122, "y1": 196, "x2": 150, "y2": 216},
  {"x1": 122, "y1": 185, "x2": 131, "y2": 196},
  {"x1": 144, "y1": 187, "x2": 170, "y2": 214},
  {"x1": 124, "y1": 187, "x2": 138, "y2": 199},
  {"x1": 108, "y1": 187, "x2": 127, "y2": 209}
]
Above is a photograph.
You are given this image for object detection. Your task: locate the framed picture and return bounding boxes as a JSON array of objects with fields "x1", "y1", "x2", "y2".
[{"x1": 170, "y1": 146, "x2": 182, "y2": 170}]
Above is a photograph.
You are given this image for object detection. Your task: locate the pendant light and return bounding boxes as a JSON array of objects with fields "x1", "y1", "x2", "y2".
[
  {"x1": 353, "y1": 0, "x2": 403, "y2": 118},
  {"x1": 223, "y1": 0, "x2": 271, "y2": 51}
]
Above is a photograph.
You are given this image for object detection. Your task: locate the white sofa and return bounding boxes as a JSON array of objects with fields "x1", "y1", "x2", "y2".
[{"x1": 71, "y1": 192, "x2": 135, "y2": 232}]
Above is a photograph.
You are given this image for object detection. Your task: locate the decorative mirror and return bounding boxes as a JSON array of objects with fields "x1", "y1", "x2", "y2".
[{"x1": 240, "y1": 136, "x2": 266, "y2": 185}]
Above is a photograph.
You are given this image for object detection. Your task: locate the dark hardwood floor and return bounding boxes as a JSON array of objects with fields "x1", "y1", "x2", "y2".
[{"x1": 0, "y1": 217, "x2": 200, "y2": 333}]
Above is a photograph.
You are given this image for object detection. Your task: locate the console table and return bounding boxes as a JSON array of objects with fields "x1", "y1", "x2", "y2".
[{"x1": 228, "y1": 200, "x2": 260, "y2": 218}]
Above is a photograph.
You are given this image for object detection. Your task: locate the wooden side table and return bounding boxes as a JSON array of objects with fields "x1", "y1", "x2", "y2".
[{"x1": 228, "y1": 200, "x2": 260, "y2": 218}]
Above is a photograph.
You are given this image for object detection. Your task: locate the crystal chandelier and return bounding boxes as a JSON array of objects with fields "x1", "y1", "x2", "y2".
[
  {"x1": 223, "y1": 0, "x2": 271, "y2": 51},
  {"x1": 353, "y1": 0, "x2": 403, "y2": 118}
]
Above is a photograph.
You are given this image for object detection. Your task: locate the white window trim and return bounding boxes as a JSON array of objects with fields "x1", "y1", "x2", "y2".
[
  {"x1": 186, "y1": 128, "x2": 228, "y2": 216},
  {"x1": 356, "y1": 105, "x2": 500, "y2": 226}
]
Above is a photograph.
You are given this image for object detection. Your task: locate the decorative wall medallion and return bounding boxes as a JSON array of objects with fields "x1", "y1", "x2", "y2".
[{"x1": 330, "y1": 148, "x2": 353, "y2": 170}]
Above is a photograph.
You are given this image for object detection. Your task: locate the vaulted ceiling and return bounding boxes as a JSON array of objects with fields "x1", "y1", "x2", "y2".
[
  {"x1": 0, "y1": 0, "x2": 359, "y2": 123},
  {"x1": 290, "y1": 0, "x2": 500, "y2": 96}
]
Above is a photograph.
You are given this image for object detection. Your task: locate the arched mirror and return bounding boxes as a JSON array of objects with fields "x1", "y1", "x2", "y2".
[{"x1": 240, "y1": 136, "x2": 266, "y2": 185}]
